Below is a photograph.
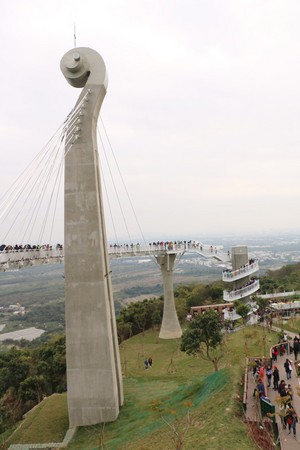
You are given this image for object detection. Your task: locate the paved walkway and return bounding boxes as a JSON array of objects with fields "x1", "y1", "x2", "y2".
[
  {"x1": 246, "y1": 325, "x2": 300, "y2": 449},
  {"x1": 267, "y1": 327, "x2": 300, "y2": 449}
]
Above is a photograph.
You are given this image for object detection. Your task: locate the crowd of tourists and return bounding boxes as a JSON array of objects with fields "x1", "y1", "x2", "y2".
[
  {"x1": 253, "y1": 338, "x2": 299, "y2": 438},
  {"x1": 223, "y1": 258, "x2": 257, "y2": 277},
  {"x1": 225, "y1": 278, "x2": 257, "y2": 298},
  {"x1": 0, "y1": 243, "x2": 63, "y2": 253},
  {"x1": 108, "y1": 240, "x2": 220, "y2": 252}
]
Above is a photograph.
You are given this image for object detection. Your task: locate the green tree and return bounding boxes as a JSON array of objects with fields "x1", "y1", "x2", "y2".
[
  {"x1": 118, "y1": 298, "x2": 163, "y2": 336},
  {"x1": 0, "y1": 347, "x2": 31, "y2": 396},
  {"x1": 174, "y1": 296, "x2": 189, "y2": 322},
  {"x1": 259, "y1": 262, "x2": 300, "y2": 293},
  {"x1": 19, "y1": 375, "x2": 45, "y2": 403},
  {"x1": 116, "y1": 319, "x2": 132, "y2": 342},
  {"x1": 180, "y1": 311, "x2": 225, "y2": 371},
  {"x1": 35, "y1": 335, "x2": 66, "y2": 393},
  {"x1": 255, "y1": 296, "x2": 269, "y2": 312},
  {"x1": 185, "y1": 282, "x2": 224, "y2": 308},
  {"x1": 134, "y1": 303, "x2": 149, "y2": 336},
  {"x1": 151, "y1": 311, "x2": 162, "y2": 330},
  {"x1": 234, "y1": 301, "x2": 250, "y2": 327}
]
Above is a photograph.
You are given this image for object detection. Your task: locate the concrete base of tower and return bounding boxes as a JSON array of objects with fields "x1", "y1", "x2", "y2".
[
  {"x1": 68, "y1": 402, "x2": 119, "y2": 428},
  {"x1": 159, "y1": 326, "x2": 182, "y2": 339}
]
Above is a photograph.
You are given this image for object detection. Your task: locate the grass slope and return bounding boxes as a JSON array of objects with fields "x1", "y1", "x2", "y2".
[
  {"x1": 5, "y1": 326, "x2": 277, "y2": 449},
  {"x1": 275, "y1": 316, "x2": 300, "y2": 335},
  {"x1": 6, "y1": 393, "x2": 68, "y2": 444}
]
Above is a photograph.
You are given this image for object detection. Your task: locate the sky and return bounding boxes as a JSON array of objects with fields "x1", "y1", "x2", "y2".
[{"x1": 0, "y1": 0, "x2": 300, "y2": 245}]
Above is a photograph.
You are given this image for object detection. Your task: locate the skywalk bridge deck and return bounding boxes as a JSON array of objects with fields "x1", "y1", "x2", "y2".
[{"x1": 0, "y1": 243, "x2": 229, "y2": 272}]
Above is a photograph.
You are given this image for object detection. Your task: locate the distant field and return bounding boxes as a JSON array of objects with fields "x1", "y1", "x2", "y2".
[
  {"x1": 0, "y1": 264, "x2": 64, "y2": 306},
  {"x1": 0, "y1": 258, "x2": 221, "y2": 333},
  {"x1": 0, "y1": 326, "x2": 44, "y2": 341}
]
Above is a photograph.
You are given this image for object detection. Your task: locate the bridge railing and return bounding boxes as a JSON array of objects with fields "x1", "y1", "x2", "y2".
[
  {"x1": 108, "y1": 242, "x2": 223, "y2": 255},
  {"x1": 0, "y1": 248, "x2": 64, "y2": 264},
  {"x1": 108, "y1": 243, "x2": 185, "y2": 254},
  {"x1": 223, "y1": 280, "x2": 260, "y2": 302},
  {"x1": 222, "y1": 260, "x2": 259, "y2": 282},
  {"x1": 0, "y1": 241, "x2": 226, "y2": 270}
]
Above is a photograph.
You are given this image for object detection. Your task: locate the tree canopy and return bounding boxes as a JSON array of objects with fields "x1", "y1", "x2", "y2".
[
  {"x1": 234, "y1": 301, "x2": 250, "y2": 325},
  {"x1": 259, "y1": 262, "x2": 300, "y2": 293},
  {"x1": 0, "y1": 335, "x2": 66, "y2": 433},
  {"x1": 180, "y1": 310, "x2": 225, "y2": 371}
]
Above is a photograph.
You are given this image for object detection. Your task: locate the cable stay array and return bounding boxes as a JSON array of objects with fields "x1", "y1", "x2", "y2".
[
  {"x1": 96, "y1": 117, "x2": 159, "y2": 267},
  {"x1": 0, "y1": 92, "x2": 90, "y2": 251},
  {"x1": 0, "y1": 95, "x2": 159, "y2": 270},
  {"x1": 0, "y1": 98, "x2": 228, "y2": 273}
]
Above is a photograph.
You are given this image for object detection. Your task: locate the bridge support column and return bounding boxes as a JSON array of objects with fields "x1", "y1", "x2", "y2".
[{"x1": 155, "y1": 253, "x2": 182, "y2": 339}]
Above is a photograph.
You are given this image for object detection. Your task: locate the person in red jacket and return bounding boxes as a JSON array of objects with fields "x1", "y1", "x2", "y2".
[{"x1": 272, "y1": 347, "x2": 278, "y2": 361}]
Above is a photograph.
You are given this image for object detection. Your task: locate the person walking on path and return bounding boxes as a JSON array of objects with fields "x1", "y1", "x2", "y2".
[
  {"x1": 294, "y1": 338, "x2": 300, "y2": 360},
  {"x1": 287, "y1": 384, "x2": 294, "y2": 403},
  {"x1": 280, "y1": 384, "x2": 288, "y2": 398},
  {"x1": 280, "y1": 403, "x2": 289, "y2": 429},
  {"x1": 257, "y1": 379, "x2": 266, "y2": 397},
  {"x1": 284, "y1": 358, "x2": 293, "y2": 380},
  {"x1": 272, "y1": 347, "x2": 278, "y2": 362},
  {"x1": 287, "y1": 409, "x2": 298, "y2": 438},
  {"x1": 273, "y1": 366, "x2": 280, "y2": 390},
  {"x1": 278, "y1": 380, "x2": 286, "y2": 396},
  {"x1": 266, "y1": 366, "x2": 272, "y2": 387}
]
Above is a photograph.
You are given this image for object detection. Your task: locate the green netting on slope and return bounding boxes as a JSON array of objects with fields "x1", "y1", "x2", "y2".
[{"x1": 95, "y1": 368, "x2": 229, "y2": 450}]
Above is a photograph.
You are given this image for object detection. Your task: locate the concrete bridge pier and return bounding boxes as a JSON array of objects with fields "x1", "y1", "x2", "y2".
[{"x1": 155, "y1": 253, "x2": 182, "y2": 339}]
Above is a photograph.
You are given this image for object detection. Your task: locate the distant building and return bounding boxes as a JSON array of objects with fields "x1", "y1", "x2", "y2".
[
  {"x1": 190, "y1": 303, "x2": 234, "y2": 321},
  {"x1": 0, "y1": 303, "x2": 25, "y2": 315},
  {"x1": 269, "y1": 300, "x2": 300, "y2": 316},
  {"x1": 9, "y1": 304, "x2": 20, "y2": 311}
]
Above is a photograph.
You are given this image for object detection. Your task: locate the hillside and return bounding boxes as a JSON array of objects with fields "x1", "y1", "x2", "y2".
[
  {"x1": 259, "y1": 262, "x2": 300, "y2": 293},
  {"x1": 0, "y1": 259, "x2": 300, "y2": 343},
  {"x1": 2, "y1": 258, "x2": 298, "y2": 447},
  {"x1": 5, "y1": 326, "x2": 278, "y2": 449}
]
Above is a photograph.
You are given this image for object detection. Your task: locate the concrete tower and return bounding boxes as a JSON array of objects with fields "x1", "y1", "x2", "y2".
[{"x1": 61, "y1": 48, "x2": 123, "y2": 427}]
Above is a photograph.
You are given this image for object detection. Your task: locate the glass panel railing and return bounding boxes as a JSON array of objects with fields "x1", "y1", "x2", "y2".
[
  {"x1": 223, "y1": 280, "x2": 260, "y2": 301},
  {"x1": 222, "y1": 260, "x2": 259, "y2": 281}
]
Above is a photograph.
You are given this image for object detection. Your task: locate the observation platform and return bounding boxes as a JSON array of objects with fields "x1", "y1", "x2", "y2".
[{"x1": 0, "y1": 242, "x2": 230, "y2": 272}]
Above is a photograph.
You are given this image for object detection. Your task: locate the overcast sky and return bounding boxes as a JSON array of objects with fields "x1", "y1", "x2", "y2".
[{"x1": 0, "y1": 1, "x2": 300, "y2": 245}]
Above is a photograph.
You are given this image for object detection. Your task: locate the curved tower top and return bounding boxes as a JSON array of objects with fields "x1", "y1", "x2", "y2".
[{"x1": 61, "y1": 47, "x2": 108, "y2": 89}]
